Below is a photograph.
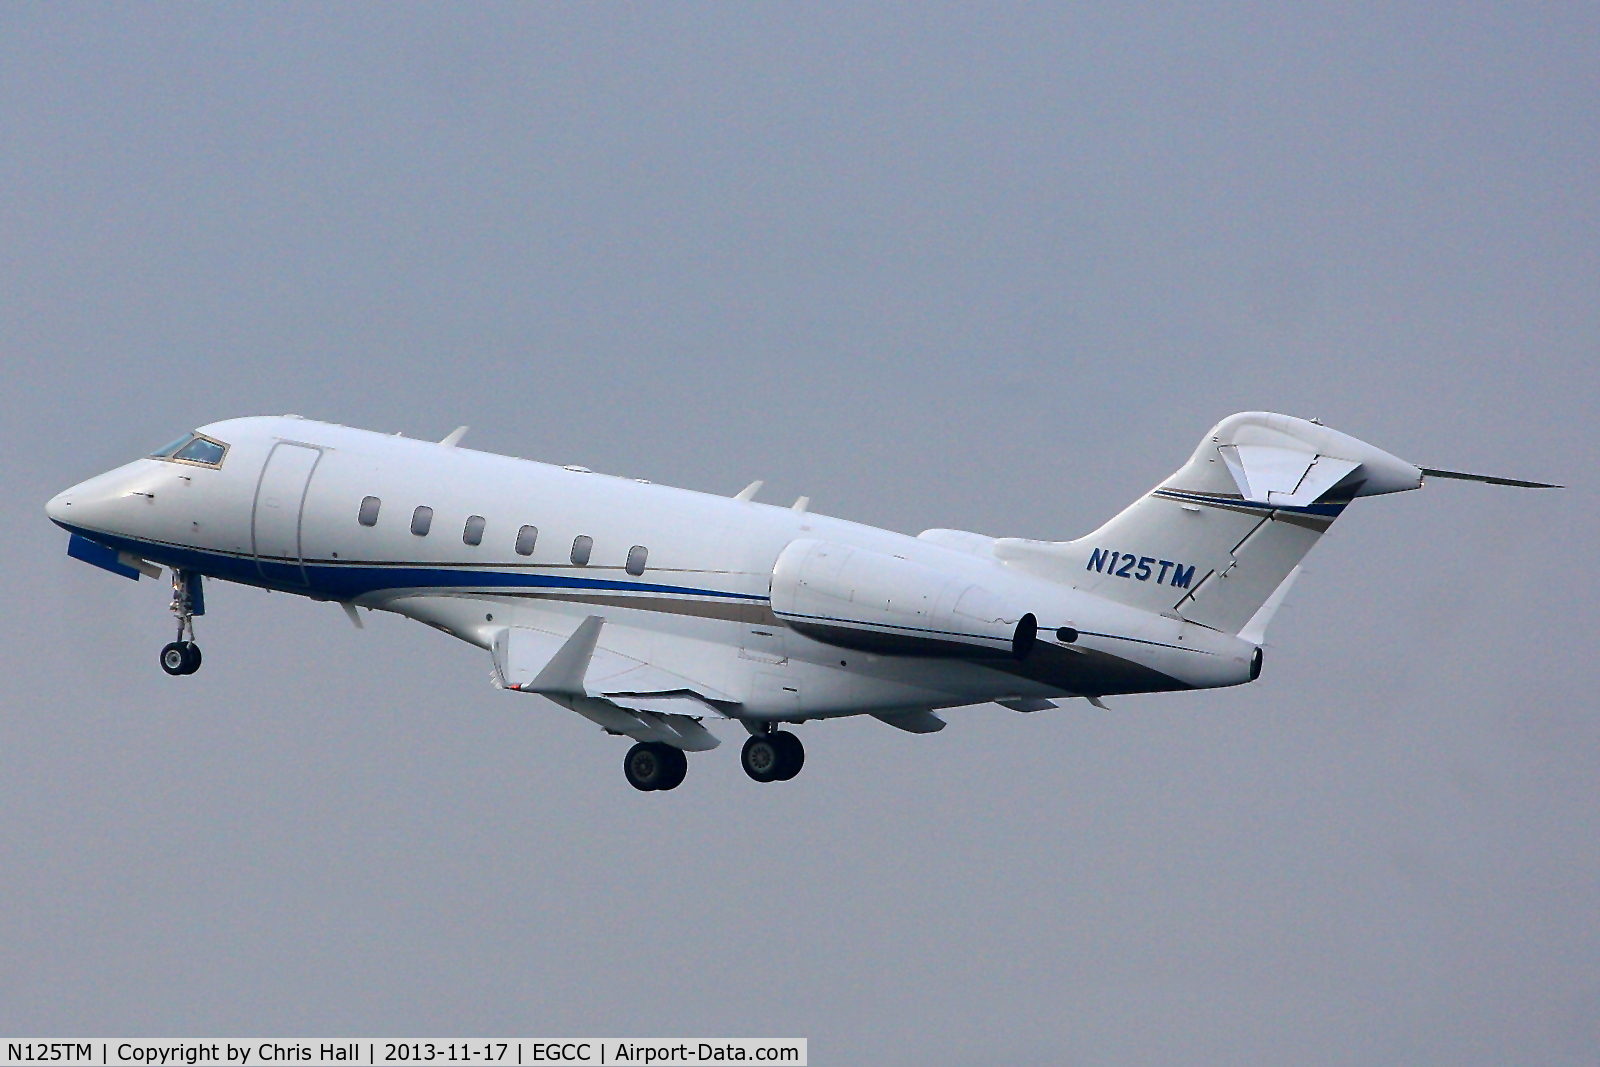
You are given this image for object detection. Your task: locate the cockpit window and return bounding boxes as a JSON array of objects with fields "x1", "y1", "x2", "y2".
[
  {"x1": 151, "y1": 434, "x2": 193, "y2": 458},
  {"x1": 151, "y1": 432, "x2": 229, "y2": 468},
  {"x1": 173, "y1": 437, "x2": 227, "y2": 465}
]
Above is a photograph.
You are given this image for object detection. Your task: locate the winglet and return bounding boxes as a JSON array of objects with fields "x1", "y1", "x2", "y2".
[
  {"x1": 439, "y1": 426, "x2": 469, "y2": 447},
  {"x1": 1420, "y1": 467, "x2": 1561, "y2": 489},
  {"x1": 526, "y1": 616, "x2": 605, "y2": 696},
  {"x1": 734, "y1": 479, "x2": 764, "y2": 502}
]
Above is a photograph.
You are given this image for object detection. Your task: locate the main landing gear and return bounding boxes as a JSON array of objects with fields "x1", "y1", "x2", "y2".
[
  {"x1": 159, "y1": 569, "x2": 203, "y2": 676},
  {"x1": 623, "y1": 741, "x2": 689, "y2": 792},
  {"x1": 741, "y1": 728, "x2": 805, "y2": 783},
  {"x1": 620, "y1": 728, "x2": 807, "y2": 790}
]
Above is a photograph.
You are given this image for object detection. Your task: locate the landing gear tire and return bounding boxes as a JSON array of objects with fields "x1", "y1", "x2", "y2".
[
  {"x1": 742, "y1": 734, "x2": 782, "y2": 782},
  {"x1": 624, "y1": 742, "x2": 688, "y2": 792},
  {"x1": 160, "y1": 641, "x2": 201, "y2": 676},
  {"x1": 657, "y1": 745, "x2": 688, "y2": 791},
  {"x1": 772, "y1": 731, "x2": 804, "y2": 781},
  {"x1": 743, "y1": 730, "x2": 804, "y2": 783}
]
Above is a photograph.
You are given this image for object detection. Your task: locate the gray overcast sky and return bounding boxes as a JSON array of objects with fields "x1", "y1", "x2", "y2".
[{"x1": 2, "y1": 4, "x2": 1597, "y2": 1064}]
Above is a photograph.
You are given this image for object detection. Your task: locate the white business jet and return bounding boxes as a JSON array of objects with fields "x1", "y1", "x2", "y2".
[{"x1": 45, "y1": 412, "x2": 1555, "y2": 791}]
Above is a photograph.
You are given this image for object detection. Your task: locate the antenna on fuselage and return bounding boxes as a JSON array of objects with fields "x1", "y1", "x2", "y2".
[
  {"x1": 733, "y1": 480, "x2": 764, "y2": 502},
  {"x1": 439, "y1": 426, "x2": 469, "y2": 447},
  {"x1": 792, "y1": 496, "x2": 810, "y2": 513}
]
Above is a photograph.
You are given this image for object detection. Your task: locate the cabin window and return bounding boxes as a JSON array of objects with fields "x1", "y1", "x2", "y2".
[
  {"x1": 570, "y1": 535, "x2": 593, "y2": 566},
  {"x1": 515, "y1": 525, "x2": 538, "y2": 556},
  {"x1": 463, "y1": 515, "x2": 486, "y2": 546},
  {"x1": 358, "y1": 496, "x2": 381, "y2": 526},
  {"x1": 151, "y1": 432, "x2": 228, "y2": 468},
  {"x1": 411, "y1": 506, "x2": 433, "y2": 536},
  {"x1": 626, "y1": 545, "x2": 648, "y2": 576}
]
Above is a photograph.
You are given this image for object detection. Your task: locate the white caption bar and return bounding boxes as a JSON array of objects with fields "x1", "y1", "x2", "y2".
[{"x1": 0, "y1": 1043, "x2": 806, "y2": 1067}]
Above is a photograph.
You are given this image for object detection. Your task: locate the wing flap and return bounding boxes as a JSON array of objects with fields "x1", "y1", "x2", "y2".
[
  {"x1": 606, "y1": 692, "x2": 724, "y2": 717},
  {"x1": 553, "y1": 695, "x2": 723, "y2": 751},
  {"x1": 997, "y1": 697, "x2": 1058, "y2": 713},
  {"x1": 871, "y1": 709, "x2": 947, "y2": 733},
  {"x1": 492, "y1": 619, "x2": 736, "y2": 707}
]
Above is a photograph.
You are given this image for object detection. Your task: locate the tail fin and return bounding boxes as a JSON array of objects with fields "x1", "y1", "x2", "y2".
[{"x1": 995, "y1": 413, "x2": 1424, "y2": 634}]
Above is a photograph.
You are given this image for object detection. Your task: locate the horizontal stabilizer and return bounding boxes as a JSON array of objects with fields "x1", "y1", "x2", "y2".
[
  {"x1": 872, "y1": 709, "x2": 947, "y2": 733},
  {"x1": 1219, "y1": 444, "x2": 1361, "y2": 507},
  {"x1": 1421, "y1": 467, "x2": 1561, "y2": 489}
]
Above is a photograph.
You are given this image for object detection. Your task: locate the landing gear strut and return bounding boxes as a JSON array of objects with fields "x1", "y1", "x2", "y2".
[
  {"x1": 623, "y1": 741, "x2": 688, "y2": 791},
  {"x1": 741, "y1": 728, "x2": 804, "y2": 783},
  {"x1": 160, "y1": 569, "x2": 203, "y2": 676}
]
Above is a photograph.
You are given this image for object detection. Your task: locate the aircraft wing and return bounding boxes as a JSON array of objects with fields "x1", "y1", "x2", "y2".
[{"x1": 490, "y1": 618, "x2": 737, "y2": 750}]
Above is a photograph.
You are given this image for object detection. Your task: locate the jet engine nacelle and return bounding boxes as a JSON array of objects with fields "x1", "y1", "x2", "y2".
[{"x1": 770, "y1": 538, "x2": 1036, "y2": 658}]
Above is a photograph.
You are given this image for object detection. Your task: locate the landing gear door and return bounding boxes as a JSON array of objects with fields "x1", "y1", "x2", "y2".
[{"x1": 252, "y1": 442, "x2": 322, "y2": 585}]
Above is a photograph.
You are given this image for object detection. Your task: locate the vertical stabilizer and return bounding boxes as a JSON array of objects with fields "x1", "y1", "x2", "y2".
[{"x1": 997, "y1": 413, "x2": 1422, "y2": 635}]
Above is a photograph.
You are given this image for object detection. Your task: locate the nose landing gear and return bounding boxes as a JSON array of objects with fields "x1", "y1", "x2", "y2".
[{"x1": 160, "y1": 569, "x2": 204, "y2": 676}]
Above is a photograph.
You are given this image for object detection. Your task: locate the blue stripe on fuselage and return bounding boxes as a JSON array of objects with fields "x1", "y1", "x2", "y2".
[{"x1": 52, "y1": 523, "x2": 767, "y2": 603}]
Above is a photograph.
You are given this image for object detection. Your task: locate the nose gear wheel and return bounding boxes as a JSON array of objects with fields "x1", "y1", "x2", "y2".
[
  {"x1": 160, "y1": 641, "x2": 201, "y2": 676},
  {"x1": 162, "y1": 569, "x2": 203, "y2": 676}
]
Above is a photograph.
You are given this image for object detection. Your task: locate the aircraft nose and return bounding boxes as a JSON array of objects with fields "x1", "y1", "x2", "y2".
[
  {"x1": 46, "y1": 461, "x2": 152, "y2": 532},
  {"x1": 45, "y1": 485, "x2": 78, "y2": 526}
]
